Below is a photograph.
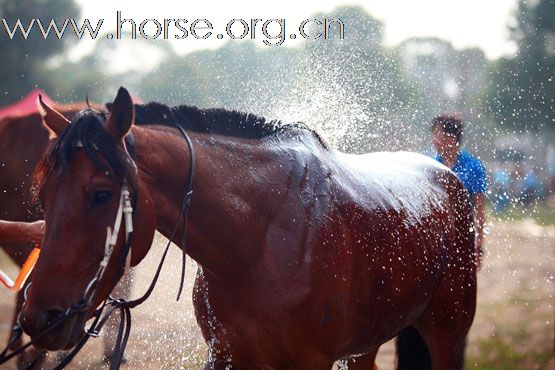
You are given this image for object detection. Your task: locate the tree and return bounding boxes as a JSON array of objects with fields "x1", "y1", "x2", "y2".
[
  {"x1": 0, "y1": 0, "x2": 79, "y2": 105},
  {"x1": 484, "y1": 0, "x2": 555, "y2": 130}
]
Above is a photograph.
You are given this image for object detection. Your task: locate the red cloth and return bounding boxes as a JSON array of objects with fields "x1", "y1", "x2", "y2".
[
  {"x1": 0, "y1": 89, "x2": 143, "y2": 121},
  {"x1": 0, "y1": 89, "x2": 53, "y2": 120}
]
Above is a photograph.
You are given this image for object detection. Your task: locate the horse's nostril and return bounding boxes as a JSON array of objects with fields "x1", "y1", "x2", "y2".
[{"x1": 37, "y1": 307, "x2": 65, "y2": 331}]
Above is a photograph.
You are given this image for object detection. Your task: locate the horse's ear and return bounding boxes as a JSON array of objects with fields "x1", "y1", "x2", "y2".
[
  {"x1": 106, "y1": 87, "x2": 134, "y2": 142},
  {"x1": 37, "y1": 95, "x2": 70, "y2": 140}
]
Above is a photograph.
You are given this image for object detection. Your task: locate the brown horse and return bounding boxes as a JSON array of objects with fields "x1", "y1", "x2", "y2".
[{"x1": 22, "y1": 87, "x2": 477, "y2": 369}]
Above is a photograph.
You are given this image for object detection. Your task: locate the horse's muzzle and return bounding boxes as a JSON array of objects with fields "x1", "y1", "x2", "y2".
[{"x1": 21, "y1": 306, "x2": 85, "y2": 351}]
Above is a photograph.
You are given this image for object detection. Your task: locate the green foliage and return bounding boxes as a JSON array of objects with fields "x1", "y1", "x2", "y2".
[
  {"x1": 138, "y1": 6, "x2": 428, "y2": 153},
  {"x1": 494, "y1": 202, "x2": 555, "y2": 226},
  {"x1": 483, "y1": 0, "x2": 555, "y2": 131},
  {"x1": 0, "y1": 0, "x2": 79, "y2": 104},
  {"x1": 466, "y1": 329, "x2": 554, "y2": 370},
  {"x1": 39, "y1": 55, "x2": 108, "y2": 103},
  {"x1": 140, "y1": 41, "x2": 302, "y2": 108}
]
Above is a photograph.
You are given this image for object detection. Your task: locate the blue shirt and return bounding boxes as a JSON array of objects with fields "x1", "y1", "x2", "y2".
[{"x1": 433, "y1": 149, "x2": 488, "y2": 197}]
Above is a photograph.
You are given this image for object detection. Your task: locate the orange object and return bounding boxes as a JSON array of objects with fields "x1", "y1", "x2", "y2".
[{"x1": 0, "y1": 247, "x2": 40, "y2": 291}]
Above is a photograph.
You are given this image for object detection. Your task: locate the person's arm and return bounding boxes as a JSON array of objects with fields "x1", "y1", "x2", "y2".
[
  {"x1": 469, "y1": 154, "x2": 488, "y2": 270},
  {"x1": 0, "y1": 220, "x2": 44, "y2": 244},
  {"x1": 472, "y1": 193, "x2": 486, "y2": 269}
]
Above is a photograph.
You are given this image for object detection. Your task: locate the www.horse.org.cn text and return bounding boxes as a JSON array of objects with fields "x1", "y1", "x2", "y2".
[{"x1": 1, "y1": 11, "x2": 345, "y2": 46}]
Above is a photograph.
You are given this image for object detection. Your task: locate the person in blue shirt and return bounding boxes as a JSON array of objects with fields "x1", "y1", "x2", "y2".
[{"x1": 430, "y1": 113, "x2": 488, "y2": 264}]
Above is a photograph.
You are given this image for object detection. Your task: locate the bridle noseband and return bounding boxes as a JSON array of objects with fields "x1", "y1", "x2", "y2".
[{"x1": 0, "y1": 121, "x2": 196, "y2": 370}]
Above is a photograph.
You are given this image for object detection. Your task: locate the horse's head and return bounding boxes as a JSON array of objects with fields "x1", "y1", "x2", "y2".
[{"x1": 21, "y1": 88, "x2": 156, "y2": 350}]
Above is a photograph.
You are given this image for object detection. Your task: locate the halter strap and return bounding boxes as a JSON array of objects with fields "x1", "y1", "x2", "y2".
[{"x1": 172, "y1": 122, "x2": 195, "y2": 301}]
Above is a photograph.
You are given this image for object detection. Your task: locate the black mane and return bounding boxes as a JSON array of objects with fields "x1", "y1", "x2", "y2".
[
  {"x1": 38, "y1": 103, "x2": 325, "y2": 186},
  {"x1": 44, "y1": 109, "x2": 132, "y2": 184},
  {"x1": 107, "y1": 102, "x2": 307, "y2": 140}
]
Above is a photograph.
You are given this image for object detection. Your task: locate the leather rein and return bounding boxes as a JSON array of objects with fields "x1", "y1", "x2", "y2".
[{"x1": 0, "y1": 121, "x2": 195, "y2": 370}]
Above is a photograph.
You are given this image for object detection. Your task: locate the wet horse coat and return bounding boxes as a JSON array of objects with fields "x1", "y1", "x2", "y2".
[
  {"x1": 192, "y1": 136, "x2": 476, "y2": 368},
  {"x1": 22, "y1": 88, "x2": 477, "y2": 369}
]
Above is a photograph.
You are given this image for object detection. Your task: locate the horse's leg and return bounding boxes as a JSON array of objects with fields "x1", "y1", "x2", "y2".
[
  {"x1": 410, "y1": 271, "x2": 476, "y2": 370},
  {"x1": 336, "y1": 349, "x2": 378, "y2": 370},
  {"x1": 204, "y1": 349, "x2": 334, "y2": 369},
  {"x1": 350, "y1": 350, "x2": 379, "y2": 370},
  {"x1": 396, "y1": 326, "x2": 431, "y2": 370},
  {"x1": 412, "y1": 321, "x2": 465, "y2": 370},
  {"x1": 203, "y1": 359, "x2": 252, "y2": 370}
]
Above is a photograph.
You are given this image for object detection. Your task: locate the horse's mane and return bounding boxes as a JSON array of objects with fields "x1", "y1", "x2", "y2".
[
  {"x1": 107, "y1": 102, "x2": 307, "y2": 140},
  {"x1": 33, "y1": 103, "x2": 329, "y2": 194}
]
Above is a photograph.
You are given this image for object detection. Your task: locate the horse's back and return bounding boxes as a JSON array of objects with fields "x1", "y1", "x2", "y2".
[
  {"x1": 332, "y1": 151, "x2": 455, "y2": 217},
  {"x1": 328, "y1": 149, "x2": 474, "y2": 263}
]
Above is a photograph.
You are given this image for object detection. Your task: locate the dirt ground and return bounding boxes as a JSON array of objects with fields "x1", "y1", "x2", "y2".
[{"x1": 0, "y1": 218, "x2": 553, "y2": 369}]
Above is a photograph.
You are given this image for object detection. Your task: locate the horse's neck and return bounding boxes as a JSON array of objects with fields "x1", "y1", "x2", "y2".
[{"x1": 133, "y1": 126, "x2": 278, "y2": 277}]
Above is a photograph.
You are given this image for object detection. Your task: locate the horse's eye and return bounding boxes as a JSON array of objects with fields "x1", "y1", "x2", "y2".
[{"x1": 92, "y1": 190, "x2": 113, "y2": 207}]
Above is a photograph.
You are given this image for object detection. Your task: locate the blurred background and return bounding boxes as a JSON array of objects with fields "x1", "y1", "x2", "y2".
[{"x1": 0, "y1": 0, "x2": 553, "y2": 369}]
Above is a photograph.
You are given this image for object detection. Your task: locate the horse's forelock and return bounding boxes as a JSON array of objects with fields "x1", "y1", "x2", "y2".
[{"x1": 32, "y1": 109, "x2": 134, "y2": 202}]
